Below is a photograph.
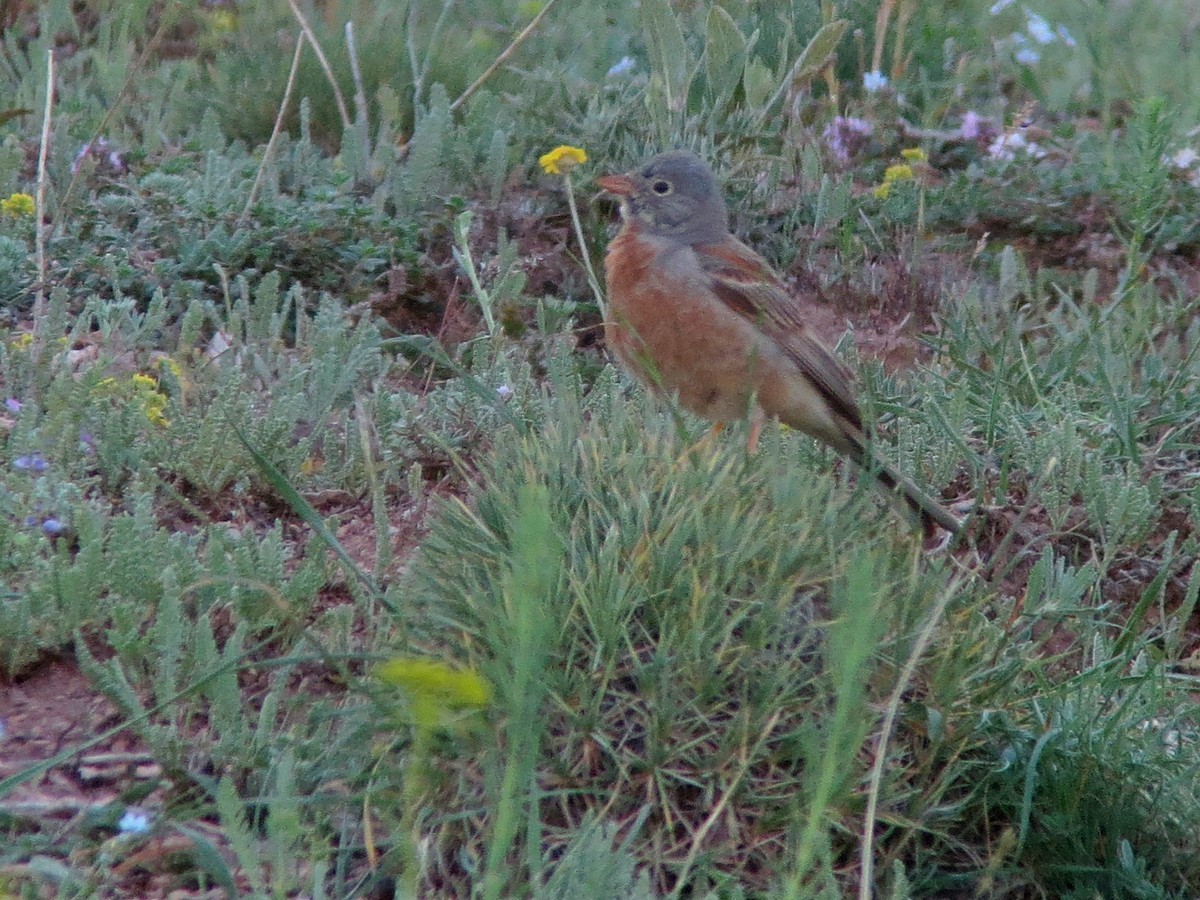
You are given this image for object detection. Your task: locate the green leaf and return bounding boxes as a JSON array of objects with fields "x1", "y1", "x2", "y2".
[
  {"x1": 234, "y1": 426, "x2": 384, "y2": 601},
  {"x1": 758, "y1": 19, "x2": 850, "y2": 120},
  {"x1": 788, "y1": 19, "x2": 850, "y2": 86},
  {"x1": 743, "y1": 56, "x2": 776, "y2": 111},
  {"x1": 216, "y1": 776, "x2": 269, "y2": 897},
  {"x1": 173, "y1": 823, "x2": 241, "y2": 898},
  {"x1": 704, "y1": 6, "x2": 748, "y2": 108},
  {"x1": 640, "y1": 0, "x2": 693, "y2": 114}
]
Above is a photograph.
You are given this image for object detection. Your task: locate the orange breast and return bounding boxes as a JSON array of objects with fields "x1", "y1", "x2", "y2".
[{"x1": 602, "y1": 225, "x2": 789, "y2": 423}]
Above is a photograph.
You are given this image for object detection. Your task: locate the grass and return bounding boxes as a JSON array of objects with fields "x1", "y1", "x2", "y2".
[{"x1": 1, "y1": 0, "x2": 1200, "y2": 897}]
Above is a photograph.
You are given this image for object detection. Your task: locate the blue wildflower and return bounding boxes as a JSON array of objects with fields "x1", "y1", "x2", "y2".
[
  {"x1": 118, "y1": 808, "x2": 152, "y2": 835},
  {"x1": 606, "y1": 56, "x2": 636, "y2": 78},
  {"x1": 13, "y1": 454, "x2": 48, "y2": 472},
  {"x1": 863, "y1": 70, "x2": 889, "y2": 92}
]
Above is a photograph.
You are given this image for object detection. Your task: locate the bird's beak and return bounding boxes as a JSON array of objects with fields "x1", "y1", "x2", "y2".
[{"x1": 596, "y1": 173, "x2": 637, "y2": 196}]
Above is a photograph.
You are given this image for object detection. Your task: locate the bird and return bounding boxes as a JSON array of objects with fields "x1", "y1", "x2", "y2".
[{"x1": 595, "y1": 150, "x2": 963, "y2": 534}]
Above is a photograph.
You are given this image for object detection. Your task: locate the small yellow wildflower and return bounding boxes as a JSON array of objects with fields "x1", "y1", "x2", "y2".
[
  {"x1": 9, "y1": 332, "x2": 34, "y2": 351},
  {"x1": 539, "y1": 145, "x2": 587, "y2": 176},
  {"x1": 873, "y1": 162, "x2": 917, "y2": 199},
  {"x1": 208, "y1": 9, "x2": 237, "y2": 31},
  {"x1": 132, "y1": 373, "x2": 170, "y2": 428},
  {"x1": 378, "y1": 657, "x2": 491, "y2": 731},
  {"x1": 900, "y1": 147, "x2": 927, "y2": 163},
  {"x1": 158, "y1": 357, "x2": 184, "y2": 379},
  {"x1": 143, "y1": 403, "x2": 169, "y2": 428},
  {"x1": 1, "y1": 192, "x2": 34, "y2": 217},
  {"x1": 299, "y1": 456, "x2": 324, "y2": 476}
]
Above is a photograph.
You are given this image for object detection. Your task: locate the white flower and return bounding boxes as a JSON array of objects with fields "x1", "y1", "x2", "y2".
[
  {"x1": 606, "y1": 56, "x2": 636, "y2": 78},
  {"x1": 1055, "y1": 24, "x2": 1077, "y2": 47},
  {"x1": 987, "y1": 131, "x2": 1046, "y2": 161},
  {"x1": 495, "y1": 384, "x2": 514, "y2": 400},
  {"x1": 1011, "y1": 36, "x2": 1040, "y2": 65},
  {"x1": 118, "y1": 809, "x2": 152, "y2": 836},
  {"x1": 862, "y1": 70, "x2": 888, "y2": 92},
  {"x1": 990, "y1": 0, "x2": 1017, "y2": 13},
  {"x1": 1170, "y1": 147, "x2": 1199, "y2": 169},
  {"x1": 1024, "y1": 9, "x2": 1056, "y2": 44}
]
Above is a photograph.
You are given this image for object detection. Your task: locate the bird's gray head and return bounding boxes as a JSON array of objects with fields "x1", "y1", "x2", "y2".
[{"x1": 597, "y1": 150, "x2": 730, "y2": 245}]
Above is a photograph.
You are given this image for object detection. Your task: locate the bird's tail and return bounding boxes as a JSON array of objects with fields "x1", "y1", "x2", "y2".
[
  {"x1": 877, "y1": 460, "x2": 962, "y2": 534},
  {"x1": 845, "y1": 439, "x2": 963, "y2": 534}
]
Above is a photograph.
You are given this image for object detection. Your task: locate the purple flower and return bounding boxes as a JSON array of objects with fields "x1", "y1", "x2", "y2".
[
  {"x1": 961, "y1": 111, "x2": 983, "y2": 140},
  {"x1": 960, "y1": 111, "x2": 999, "y2": 147},
  {"x1": 4, "y1": 398, "x2": 20, "y2": 414},
  {"x1": 41, "y1": 518, "x2": 65, "y2": 535},
  {"x1": 13, "y1": 454, "x2": 47, "y2": 472},
  {"x1": 823, "y1": 116, "x2": 873, "y2": 164},
  {"x1": 71, "y1": 137, "x2": 125, "y2": 175}
]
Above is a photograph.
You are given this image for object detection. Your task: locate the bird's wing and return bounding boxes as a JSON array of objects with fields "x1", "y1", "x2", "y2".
[{"x1": 696, "y1": 238, "x2": 864, "y2": 432}]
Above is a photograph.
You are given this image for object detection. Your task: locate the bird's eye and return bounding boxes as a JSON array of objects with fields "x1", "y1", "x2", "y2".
[{"x1": 652, "y1": 180, "x2": 672, "y2": 195}]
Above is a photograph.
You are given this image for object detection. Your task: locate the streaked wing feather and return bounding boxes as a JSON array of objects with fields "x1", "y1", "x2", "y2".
[{"x1": 697, "y1": 240, "x2": 863, "y2": 431}]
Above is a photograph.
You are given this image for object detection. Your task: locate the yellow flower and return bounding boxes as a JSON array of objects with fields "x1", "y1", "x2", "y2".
[
  {"x1": 9, "y1": 332, "x2": 34, "y2": 350},
  {"x1": 159, "y1": 356, "x2": 184, "y2": 379},
  {"x1": 1, "y1": 192, "x2": 34, "y2": 217},
  {"x1": 874, "y1": 161, "x2": 917, "y2": 199},
  {"x1": 143, "y1": 401, "x2": 169, "y2": 428},
  {"x1": 208, "y1": 9, "x2": 237, "y2": 32},
  {"x1": 539, "y1": 145, "x2": 587, "y2": 176},
  {"x1": 378, "y1": 657, "x2": 491, "y2": 731},
  {"x1": 900, "y1": 147, "x2": 927, "y2": 163},
  {"x1": 132, "y1": 373, "x2": 170, "y2": 428},
  {"x1": 299, "y1": 456, "x2": 324, "y2": 476}
]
